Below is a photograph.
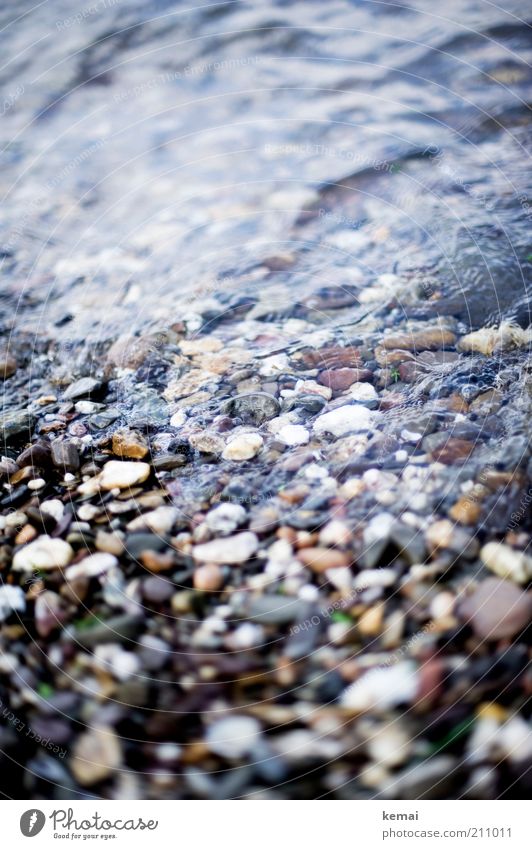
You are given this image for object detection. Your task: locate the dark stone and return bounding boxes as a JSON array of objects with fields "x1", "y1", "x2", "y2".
[
  {"x1": 63, "y1": 377, "x2": 102, "y2": 400},
  {"x1": 125, "y1": 533, "x2": 168, "y2": 559},
  {"x1": 51, "y1": 440, "x2": 80, "y2": 471},
  {"x1": 222, "y1": 392, "x2": 280, "y2": 425},
  {"x1": 16, "y1": 442, "x2": 52, "y2": 468}
]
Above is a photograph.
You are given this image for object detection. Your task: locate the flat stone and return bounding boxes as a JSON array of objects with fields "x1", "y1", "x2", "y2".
[
  {"x1": 297, "y1": 547, "x2": 349, "y2": 572},
  {"x1": 431, "y1": 438, "x2": 474, "y2": 464},
  {"x1": 459, "y1": 578, "x2": 532, "y2": 639},
  {"x1": 63, "y1": 377, "x2": 101, "y2": 400},
  {"x1": 382, "y1": 328, "x2": 456, "y2": 351},
  {"x1": 194, "y1": 563, "x2": 224, "y2": 592},
  {"x1": 12, "y1": 535, "x2": 73, "y2": 572},
  {"x1": 51, "y1": 439, "x2": 80, "y2": 471},
  {"x1": 277, "y1": 424, "x2": 310, "y2": 446},
  {"x1": 16, "y1": 442, "x2": 51, "y2": 468},
  {"x1": 318, "y1": 368, "x2": 372, "y2": 391},
  {"x1": 314, "y1": 405, "x2": 373, "y2": 437},
  {"x1": 1, "y1": 410, "x2": 35, "y2": 441},
  {"x1": 193, "y1": 531, "x2": 258, "y2": 564},
  {"x1": 99, "y1": 460, "x2": 150, "y2": 490},
  {"x1": 0, "y1": 585, "x2": 25, "y2": 621},
  {"x1": 65, "y1": 552, "x2": 117, "y2": 581}
]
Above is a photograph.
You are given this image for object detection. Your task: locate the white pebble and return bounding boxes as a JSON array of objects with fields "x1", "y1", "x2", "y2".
[
  {"x1": 277, "y1": 424, "x2": 310, "y2": 446},
  {"x1": 314, "y1": 405, "x2": 374, "y2": 437}
]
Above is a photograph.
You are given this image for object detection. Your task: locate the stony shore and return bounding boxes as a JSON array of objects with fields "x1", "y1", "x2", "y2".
[{"x1": 1, "y1": 279, "x2": 531, "y2": 799}]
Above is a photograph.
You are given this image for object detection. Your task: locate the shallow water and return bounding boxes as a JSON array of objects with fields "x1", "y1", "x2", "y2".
[{"x1": 1, "y1": 0, "x2": 531, "y2": 351}]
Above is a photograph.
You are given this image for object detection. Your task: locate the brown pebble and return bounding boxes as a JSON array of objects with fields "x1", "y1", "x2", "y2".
[
  {"x1": 449, "y1": 496, "x2": 481, "y2": 525},
  {"x1": 318, "y1": 368, "x2": 373, "y2": 391},
  {"x1": 459, "y1": 578, "x2": 532, "y2": 640},
  {"x1": 432, "y1": 438, "x2": 474, "y2": 464},
  {"x1": 194, "y1": 563, "x2": 224, "y2": 592},
  {"x1": 381, "y1": 328, "x2": 456, "y2": 351},
  {"x1": 0, "y1": 353, "x2": 17, "y2": 379},
  {"x1": 299, "y1": 345, "x2": 361, "y2": 369},
  {"x1": 297, "y1": 547, "x2": 349, "y2": 572},
  {"x1": 140, "y1": 550, "x2": 174, "y2": 572},
  {"x1": 112, "y1": 429, "x2": 148, "y2": 460}
]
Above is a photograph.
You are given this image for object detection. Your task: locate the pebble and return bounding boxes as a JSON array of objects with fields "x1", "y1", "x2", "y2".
[
  {"x1": 189, "y1": 432, "x2": 225, "y2": 454},
  {"x1": 449, "y1": 496, "x2": 481, "y2": 525},
  {"x1": 277, "y1": 424, "x2": 310, "y2": 446},
  {"x1": 0, "y1": 585, "x2": 25, "y2": 621},
  {"x1": 223, "y1": 392, "x2": 280, "y2": 425},
  {"x1": 35, "y1": 591, "x2": 65, "y2": 638},
  {"x1": 206, "y1": 716, "x2": 261, "y2": 759},
  {"x1": 222, "y1": 433, "x2": 263, "y2": 461},
  {"x1": 51, "y1": 439, "x2": 80, "y2": 471},
  {"x1": 12, "y1": 535, "x2": 74, "y2": 572},
  {"x1": 0, "y1": 353, "x2": 17, "y2": 379},
  {"x1": 314, "y1": 405, "x2": 373, "y2": 437},
  {"x1": 193, "y1": 563, "x2": 224, "y2": 592},
  {"x1": 480, "y1": 542, "x2": 532, "y2": 584},
  {"x1": 63, "y1": 376, "x2": 101, "y2": 400},
  {"x1": 193, "y1": 531, "x2": 259, "y2": 563},
  {"x1": 367, "y1": 722, "x2": 412, "y2": 768},
  {"x1": 70, "y1": 726, "x2": 122, "y2": 786},
  {"x1": 382, "y1": 328, "x2": 456, "y2": 351},
  {"x1": 341, "y1": 661, "x2": 419, "y2": 712},
  {"x1": 349, "y1": 382, "x2": 378, "y2": 403},
  {"x1": 297, "y1": 547, "x2": 349, "y2": 572},
  {"x1": 128, "y1": 506, "x2": 178, "y2": 535},
  {"x1": 100, "y1": 460, "x2": 150, "y2": 490},
  {"x1": 318, "y1": 368, "x2": 372, "y2": 390},
  {"x1": 112, "y1": 429, "x2": 148, "y2": 459},
  {"x1": 205, "y1": 503, "x2": 246, "y2": 535},
  {"x1": 65, "y1": 552, "x2": 118, "y2": 581},
  {"x1": 459, "y1": 578, "x2": 532, "y2": 639}
]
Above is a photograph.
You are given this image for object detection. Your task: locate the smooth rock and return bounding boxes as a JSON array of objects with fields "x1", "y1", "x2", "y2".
[
  {"x1": 194, "y1": 563, "x2": 224, "y2": 592},
  {"x1": 51, "y1": 440, "x2": 80, "y2": 471},
  {"x1": 206, "y1": 716, "x2": 261, "y2": 759},
  {"x1": 341, "y1": 661, "x2": 418, "y2": 712},
  {"x1": 193, "y1": 532, "x2": 259, "y2": 563},
  {"x1": 0, "y1": 585, "x2": 25, "y2": 621},
  {"x1": 63, "y1": 377, "x2": 101, "y2": 400},
  {"x1": 382, "y1": 329, "x2": 456, "y2": 351},
  {"x1": 297, "y1": 547, "x2": 349, "y2": 572},
  {"x1": 12, "y1": 536, "x2": 73, "y2": 572},
  {"x1": 480, "y1": 542, "x2": 532, "y2": 584},
  {"x1": 205, "y1": 503, "x2": 246, "y2": 535},
  {"x1": 65, "y1": 552, "x2": 118, "y2": 581},
  {"x1": 277, "y1": 424, "x2": 310, "y2": 446},
  {"x1": 70, "y1": 726, "x2": 122, "y2": 786},
  {"x1": 222, "y1": 433, "x2": 263, "y2": 461},
  {"x1": 314, "y1": 405, "x2": 373, "y2": 437},
  {"x1": 459, "y1": 578, "x2": 532, "y2": 639},
  {"x1": 100, "y1": 460, "x2": 150, "y2": 490}
]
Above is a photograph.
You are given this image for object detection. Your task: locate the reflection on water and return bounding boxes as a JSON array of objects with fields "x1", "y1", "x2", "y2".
[{"x1": 0, "y1": 0, "x2": 531, "y2": 346}]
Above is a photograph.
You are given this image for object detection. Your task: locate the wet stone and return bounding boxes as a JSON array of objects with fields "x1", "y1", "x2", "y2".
[
  {"x1": 51, "y1": 439, "x2": 80, "y2": 471},
  {"x1": 222, "y1": 392, "x2": 280, "y2": 425},
  {"x1": 63, "y1": 377, "x2": 101, "y2": 400},
  {"x1": 1, "y1": 410, "x2": 35, "y2": 441}
]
